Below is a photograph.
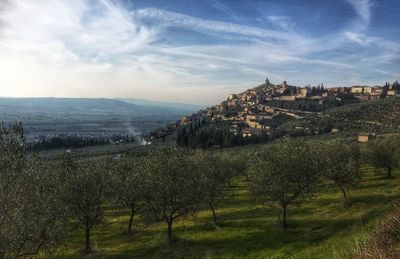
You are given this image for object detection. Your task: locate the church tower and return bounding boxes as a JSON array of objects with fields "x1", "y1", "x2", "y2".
[{"x1": 265, "y1": 77, "x2": 271, "y2": 87}]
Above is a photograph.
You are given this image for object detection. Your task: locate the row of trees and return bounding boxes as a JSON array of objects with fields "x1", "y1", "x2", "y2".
[
  {"x1": 2, "y1": 122, "x2": 400, "y2": 256},
  {"x1": 1, "y1": 124, "x2": 245, "y2": 256},
  {"x1": 56, "y1": 148, "x2": 243, "y2": 252},
  {"x1": 249, "y1": 135, "x2": 400, "y2": 228},
  {"x1": 61, "y1": 140, "x2": 358, "y2": 250},
  {"x1": 30, "y1": 134, "x2": 138, "y2": 151},
  {"x1": 248, "y1": 139, "x2": 362, "y2": 228},
  {"x1": 177, "y1": 124, "x2": 270, "y2": 149},
  {"x1": 30, "y1": 136, "x2": 108, "y2": 151}
]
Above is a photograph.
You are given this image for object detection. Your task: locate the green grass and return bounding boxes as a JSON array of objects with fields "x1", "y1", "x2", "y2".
[{"x1": 57, "y1": 168, "x2": 400, "y2": 259}]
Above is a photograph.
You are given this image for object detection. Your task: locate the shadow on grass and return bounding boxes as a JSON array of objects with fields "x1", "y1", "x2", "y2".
[
  {"x1": 312, "y1": 192, "x2": 397, "y2": 208},
  {"x1": 354, "y1": 180, "x2": 395, "y2": 190},
  {"x1": 126, "y1": 208, "x2": 386, "y2": 259},
  {"x1": 61, "y1": 175, "x2": 400, "y2": 258}
]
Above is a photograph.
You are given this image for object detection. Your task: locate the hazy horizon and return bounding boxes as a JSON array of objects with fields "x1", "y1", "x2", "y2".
[
  {"x1": 0, "y1": 0, "x2": 399, "y2": 104},
  {"x1": 0, "y1": 96, "x2": 206, "y2": 106}
]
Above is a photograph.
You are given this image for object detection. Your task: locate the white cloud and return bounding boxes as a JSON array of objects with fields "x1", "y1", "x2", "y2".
[
  {"x1": 0, "y1": 0, "x2": 396, "y2": 104},
  {"x1": 0, "y1": 1, "x2": 318, "y2": 103},
  {"x1": 345, "y1": 0, "x2": 373, "y2": 26},
  {"x1": 209, "y1": 0, "x2": 240, "y2": 21},
  {"x1": 344, "y1": 31, "x2": 397, "y2": 50},
  {"x1": 267, "y1": 16, "x2": 295, "y2": 31},
  {"x1": 344, "y1": 31, "x2": 368, "y2": 45},
  {"x1": 134, "y1": 8, "x2": 301, "y2": 43},
  {"x1": 344, "y1": 31, "x2": 400, "y2": 63}
]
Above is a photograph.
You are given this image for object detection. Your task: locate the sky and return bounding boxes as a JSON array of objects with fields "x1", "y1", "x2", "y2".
[{"x1": 0, "y1": 0, "x2": 399, "y2": 104}]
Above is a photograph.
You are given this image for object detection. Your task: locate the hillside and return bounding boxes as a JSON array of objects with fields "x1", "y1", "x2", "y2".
[
  {"x1": 326, "y1": 97, "x2": 400, "y2": 125},
  {"x1": 277, "y1": 97, "x2": 400, "y2": 137},
  {"x1": 4, "y1": 93, "x2": 400, "y2": 258},
  {"x1": 173, "y1": 82, "x2": 400, "y2": 148},
  {"x1": 60, "y1": 158, "x2": 400, "y2": 258}
]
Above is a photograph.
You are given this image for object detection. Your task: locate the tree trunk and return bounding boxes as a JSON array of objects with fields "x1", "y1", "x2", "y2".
[
  {"x1": 85, "y1": 227, "x2": 91, "y2": 253},
  {"x1": 388, "y1": 166, "x2": 392, "y2": 178},
  {"x1": 339, "y1": 185, "x2": 347, "y2": 199},
  {"x1": 167, "y1": 219, "x2": 173, "y2": 247},
  {"x1": 282, "y1": 204, "x2": 288, "y2": 229},
  {"x1": 127, "y1": 207, "x2": 135, "y2": 234},
  {"x1": 210, "y1": 204, "x2": 218, "y2": 227}
]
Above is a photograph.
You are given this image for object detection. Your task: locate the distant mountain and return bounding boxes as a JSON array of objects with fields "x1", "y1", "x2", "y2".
[
  {"x1": 0, "y1": 98, "x2": 191, "y2": 137},
  {"x1": 0, "y1": 98, "x2": 189, "y2": 121},
  {"x1": 117, "y1": 98, "x2": 206, "y2": 113}
]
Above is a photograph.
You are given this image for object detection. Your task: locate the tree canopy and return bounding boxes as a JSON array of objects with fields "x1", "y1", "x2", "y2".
[
  {"x1": 0, "y1": 123, "x2": 66, "y2": 257},
  {"x1": 321, "y1": 141, "x2": 362, "y2": 199},
  {"x1": 141, "y1": 148, "x2": 203, "y2": 246},
  {"x1": 364, "y1": 136, "x2": 400, "y2": 178},
  {"x1": 248, "y1": 139, "x2": 321, "y2": 228}
]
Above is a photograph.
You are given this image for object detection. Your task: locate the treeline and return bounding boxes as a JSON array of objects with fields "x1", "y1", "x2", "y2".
[
  {"x1": 1, "y1": 123, "x2": 400, "y2": 257},
  {"x1": 176, "y1": 119, "x2": 272, "y2": 149},
  {"x1": 176, "y1": 116, "x2": 297, "y2": 149},
  {"x1": 29, "y1": 134, "x2": 137, "y2": 151},
  {"x1": 177, "y1": 123, "x2": 269, "y2": 149}
]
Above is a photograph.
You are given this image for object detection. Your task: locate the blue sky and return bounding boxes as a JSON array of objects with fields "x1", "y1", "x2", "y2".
[{"x1": 0, "y1": 0, "x2": 399, "y2": 104}]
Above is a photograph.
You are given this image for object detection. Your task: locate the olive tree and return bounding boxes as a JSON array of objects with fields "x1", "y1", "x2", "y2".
[
  {"x1": 142, "y1": 148, "x2": 202, "y2": 246},
  {"x1": 365, "y1": 136, "x2": 400, "y2": 178},
  {"x1": 58, "y1": 154, "x2": 109, "y2": 253},
  {"x1": 110, "y1": 156, "x2": 146, "y2": 234},
  {"x1": 248, "y1": 139, "x2": 321, "y2": 228},
  {"x1": 0, "y1": 123, "x2": 66, "y2": 258},
  {"x1": 196, "y1": 152, "x2": 232, "y2": 228},
  {"x1": 321, "y1": 141, "x2": 362, "y2": 199}
]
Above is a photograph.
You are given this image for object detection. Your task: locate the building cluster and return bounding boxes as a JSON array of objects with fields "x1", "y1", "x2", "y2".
[{"x1": 180, "y1": 78, "x2": 400, "y2": 138}]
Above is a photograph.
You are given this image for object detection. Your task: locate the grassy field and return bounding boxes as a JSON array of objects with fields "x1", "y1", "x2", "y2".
[{"x1": 54, "y1": 166, "x2": 400, "y2": 259}]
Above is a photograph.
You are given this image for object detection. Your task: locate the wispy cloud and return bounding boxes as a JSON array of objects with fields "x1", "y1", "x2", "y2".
[
  {"x1": 344, "y1": 31, "x2": 397, "y2": 50},
  {"x1": 344, "y1": 31, "x2": 400, "y2": 63},
  {"x1": 134, "y1": 8, "x2": 301, "y2": 43},
  {"x1": 345, "y1": 0, "x2": 373, "y2": 27},
  {"x1": 266, "y1": 16, "x2": 295, "y2": 31},
  {"x1": 209, "y1": 0, "x2": 241, "y2": 21},
  {"x1": 0, "y1": 0, "x2": 397, "y2": 104}
]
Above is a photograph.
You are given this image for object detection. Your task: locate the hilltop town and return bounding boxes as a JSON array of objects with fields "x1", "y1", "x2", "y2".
[{"x1": 176, "y1": 78, "x2": 400, "y2": 139}]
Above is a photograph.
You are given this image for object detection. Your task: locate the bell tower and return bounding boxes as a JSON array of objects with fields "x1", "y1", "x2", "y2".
[{"x1": 265, "y1": 77, "x2": 271, "y2": 87}]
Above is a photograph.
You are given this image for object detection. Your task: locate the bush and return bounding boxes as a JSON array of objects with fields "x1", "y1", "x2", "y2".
[{"x1": 357, "y1": 201, "x2": 400, "y2": 258}]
